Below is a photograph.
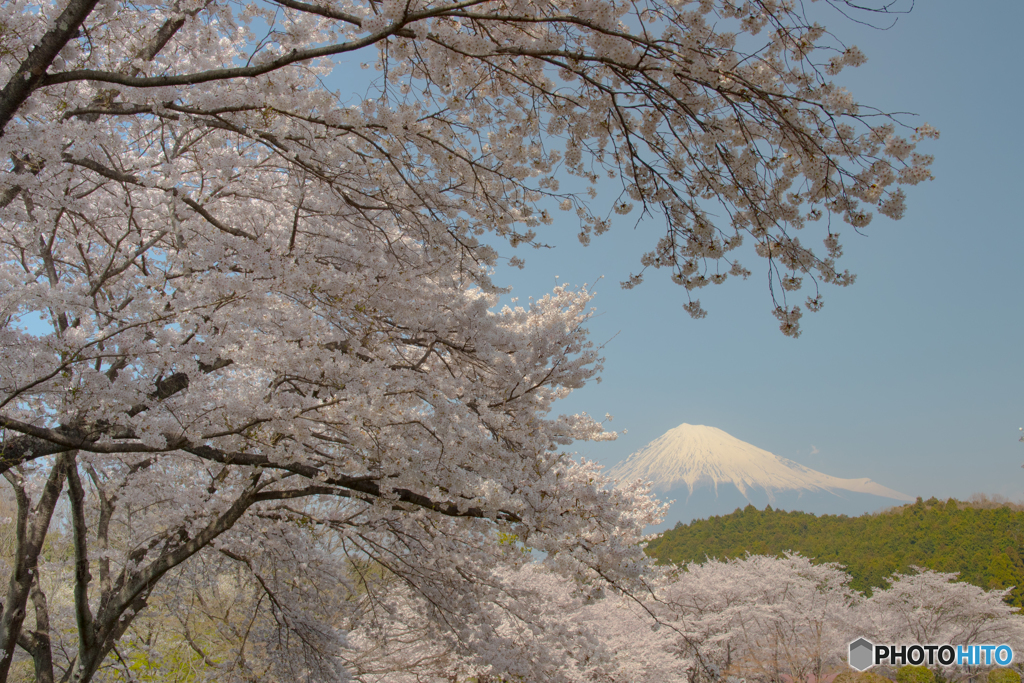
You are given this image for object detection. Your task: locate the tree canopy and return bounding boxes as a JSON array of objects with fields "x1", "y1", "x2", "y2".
[{"x1": 0, "y1": 0, "x2": 934, "y2": 679}]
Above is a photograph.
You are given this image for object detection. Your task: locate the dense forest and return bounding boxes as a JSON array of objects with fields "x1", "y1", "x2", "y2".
[{"x1": 645, "y1": 496, "x2": 1024, "y2": 606}]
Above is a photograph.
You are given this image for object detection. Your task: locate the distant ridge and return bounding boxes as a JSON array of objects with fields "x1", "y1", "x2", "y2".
[{"x1": 609, "y1": 424, "x2": 912, "y2": 527}]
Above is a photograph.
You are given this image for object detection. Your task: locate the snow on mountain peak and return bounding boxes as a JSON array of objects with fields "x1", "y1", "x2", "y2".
[{"x1": 607, "y1": 423, "x2": 912, "y2": 502}]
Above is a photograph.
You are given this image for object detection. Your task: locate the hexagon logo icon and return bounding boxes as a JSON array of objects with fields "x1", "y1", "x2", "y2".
[{"x1": 849, "y1": 638, "x2": 874, "y2": 672}]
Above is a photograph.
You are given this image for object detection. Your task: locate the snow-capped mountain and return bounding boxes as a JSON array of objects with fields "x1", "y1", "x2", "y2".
[{"x1": 609, "y1": 423, "x2": 913, "y2": 528}]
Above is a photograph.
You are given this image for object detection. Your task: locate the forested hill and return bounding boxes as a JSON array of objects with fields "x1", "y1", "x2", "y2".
[{"x1": 644, "y1": 496, "x2": 1024, "y2": 606}]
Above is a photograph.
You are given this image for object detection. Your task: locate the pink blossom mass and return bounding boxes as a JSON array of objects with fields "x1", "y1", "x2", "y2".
[{"x1": 0, "y1": 0, "x2": 1017, "y2": 680}]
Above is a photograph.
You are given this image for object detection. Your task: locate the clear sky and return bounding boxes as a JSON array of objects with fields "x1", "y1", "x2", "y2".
[{"x1": 485, "y1": 0, "x2": 1024, "y2": 502}]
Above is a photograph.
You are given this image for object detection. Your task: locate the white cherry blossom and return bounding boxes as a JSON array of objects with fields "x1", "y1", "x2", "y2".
[{"x1": 0, "y1": 0, "x2": 934, "y2": 678}]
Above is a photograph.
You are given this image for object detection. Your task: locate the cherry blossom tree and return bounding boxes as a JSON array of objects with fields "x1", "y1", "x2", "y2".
[
  {"x1": 655, "y1": 554, "x2": 861, "y2": 683},
  {"x1": 0, "y1": 0, "x2": 935, "y2": 679},
  {"x1": 857, "y1": 569, "x2": 1024, "y2": 683}
]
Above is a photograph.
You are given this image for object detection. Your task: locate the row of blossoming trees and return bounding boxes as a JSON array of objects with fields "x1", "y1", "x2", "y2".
[
  {"x1": 336, "y1": 554, "x2": 1024, "y2": 683},
  {"x1": 0, "y1": 0, "x2": 940, "y2": 678},
  {"x1": 12, "y1": 536, "x2": 1018, "y2": 682}
]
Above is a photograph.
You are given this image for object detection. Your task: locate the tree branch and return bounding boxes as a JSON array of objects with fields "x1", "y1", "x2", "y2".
[
  {"x1": 62, "y1": 155, "x2": 258, "y2": 240},
  {"x1": 65, "y1": 455, "x2": 97, "y2": 657},
  {"x1": 24, "y1": 580, "x2": 56, "y2": 683},
  {"x1": 0, "y1": 0, "x2": 101, "y2": 137},
  {"x1": 83, "y1": 473, "x2": 265, "y2": 680},
  {"x1": 0, "y1": 456, "x2": 69, "y2": 680}
]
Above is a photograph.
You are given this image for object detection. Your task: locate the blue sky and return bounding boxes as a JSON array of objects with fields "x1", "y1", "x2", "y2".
[{"x1": 487, "y1": 1, "x2": 1024, "y2": 501}]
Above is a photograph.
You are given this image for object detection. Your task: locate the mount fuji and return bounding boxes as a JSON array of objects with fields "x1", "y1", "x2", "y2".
[{"x1": 608, "y1": 423, "x2": 913, "y2": 529}]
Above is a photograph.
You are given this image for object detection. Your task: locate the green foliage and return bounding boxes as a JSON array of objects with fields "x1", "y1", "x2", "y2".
[
  {"x1": 645, "y1": 497, "x2": 1024, "y2": 605},
  {"x1": 496, "y1": 531, "x2": 532, "y2": 554},
  {"x1": 897, "y1": 665, "x2": 935, "y2": 683},
  {"x1": 988, "y1": 670, "x2": 1021, "y2": 683},
  {"x1": 121, "y1": 645, "x2": 210, "y2": 683}
]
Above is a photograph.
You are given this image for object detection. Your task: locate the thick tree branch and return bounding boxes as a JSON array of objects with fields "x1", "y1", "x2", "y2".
[
  {"x1": 65, "y1": 456, "x2": 97, "y2": 657},
  {"x1": 184, "y1": 444, "x2": 520, "y2": 521},
  {"x1": 0, "y1": 358, "x2": 234, "y2": 469},
  {"x1": 0, "y1": 410, "x2": 521, "y2": 524},
  {"x1": 41, "y1": 34, "x2": 391, "y2": 89},
  {"x1": 0, "y1": 0, "x2": 101, "y2": 137},
  {"x1": 24, "y1": 580, "x2": 56, "y2": 683},
  {"x1": 37, "y1": 0, "x2": 502, "y2": 90},
  {"x1": 84, "y1": 466, "x2": 115, "y2": 597}
]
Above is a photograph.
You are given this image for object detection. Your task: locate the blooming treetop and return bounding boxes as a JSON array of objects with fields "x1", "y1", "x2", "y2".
[
  {"x1": 0, "y1": 0, "x2": 932, "y2": 679},
  {"x1": 1, "y1": 0, "x2": 935, "y2": 334},
  {"x1": 859, "y1": 569, "x2": 1024, "y2": 658},
  {"x1": 655, "y1": 553, "x2": 861, "y2": 683}
]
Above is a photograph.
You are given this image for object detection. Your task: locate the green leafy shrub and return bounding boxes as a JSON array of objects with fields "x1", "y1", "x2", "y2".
[{"x1": 988, "y1": 669, "x2": 1021, "y2": 683}]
